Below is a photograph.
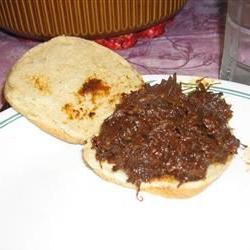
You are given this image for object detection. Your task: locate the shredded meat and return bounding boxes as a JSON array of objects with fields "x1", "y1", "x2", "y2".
[{"x1": 92, "y1": 75, "x2": 240, "y2": 188}]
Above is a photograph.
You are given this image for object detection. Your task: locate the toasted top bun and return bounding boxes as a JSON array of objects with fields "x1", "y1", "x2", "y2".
[
  {"x1": 83, "y1": 141, "x2": 233, "y2": 198},
  {"x1": 4, "y1": 36, "x2": 144, "y2": 144}
]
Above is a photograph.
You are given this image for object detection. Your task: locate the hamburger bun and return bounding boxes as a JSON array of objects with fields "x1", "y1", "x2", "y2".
[{"x1": 4, "y1": 36, "x2": 144, "y2": 144}]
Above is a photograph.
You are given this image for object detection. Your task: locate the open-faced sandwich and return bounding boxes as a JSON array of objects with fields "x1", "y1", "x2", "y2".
[{"x1": 4, "y1": 36, "x2": 240, "y2": 198}]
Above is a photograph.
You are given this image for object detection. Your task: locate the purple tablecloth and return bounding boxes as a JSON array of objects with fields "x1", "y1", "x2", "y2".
[{"x1": 0, "y1": 0, "x2": 227, "y2": 111}]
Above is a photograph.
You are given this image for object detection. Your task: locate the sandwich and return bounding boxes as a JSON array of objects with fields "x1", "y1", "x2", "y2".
[{"x1": 4, "y1": 36, "x2": 240, "y2": 198}]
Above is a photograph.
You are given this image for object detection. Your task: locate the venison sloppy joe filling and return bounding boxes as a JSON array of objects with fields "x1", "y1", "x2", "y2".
[{"x1": 92, "y1": 75, "x2": 240, "y2": 188}]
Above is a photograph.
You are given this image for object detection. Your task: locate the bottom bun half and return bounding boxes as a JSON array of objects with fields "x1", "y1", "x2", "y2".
[{"x1": 83, "y1": 141, "x2": 233, "y2": 198}]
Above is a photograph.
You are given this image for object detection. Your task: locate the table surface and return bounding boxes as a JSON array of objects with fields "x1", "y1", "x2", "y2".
[{"x1": 0, "y1": 0, "x2": 227, "y2": 111}]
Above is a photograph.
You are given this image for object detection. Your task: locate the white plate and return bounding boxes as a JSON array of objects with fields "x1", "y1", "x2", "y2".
[{"x1": 0, "y1": 75, "x2": 250, "y2": 250}]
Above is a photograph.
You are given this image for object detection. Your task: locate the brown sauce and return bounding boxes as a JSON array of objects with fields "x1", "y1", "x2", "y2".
[{"x1": 78, "y1": 78, "x2": 110, "y2": 96}]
